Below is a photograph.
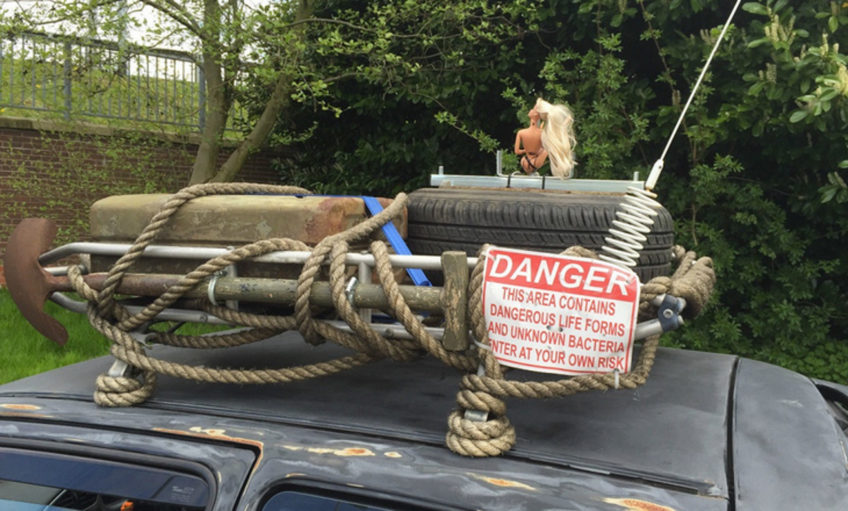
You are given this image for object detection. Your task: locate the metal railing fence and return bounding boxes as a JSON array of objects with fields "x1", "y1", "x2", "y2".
[{"x1": 0, "y1": 31, "x2": 206, "y2": 131}]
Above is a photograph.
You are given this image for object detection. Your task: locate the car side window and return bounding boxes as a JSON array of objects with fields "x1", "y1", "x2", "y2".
[
  {"x1": 262, "y1": 491, "x2": 395, "y2": 511},
  {"x1": 0, "y1": 447, "x2": 210, "y2": 510}
]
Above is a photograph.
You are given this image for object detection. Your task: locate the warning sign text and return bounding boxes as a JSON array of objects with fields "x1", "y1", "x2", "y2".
[{"x1": 482, "y1": 248, "x2": 640, "y2": 375}]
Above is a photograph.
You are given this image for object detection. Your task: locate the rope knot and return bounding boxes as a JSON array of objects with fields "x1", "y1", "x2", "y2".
[
  {"x1": 93, "y1": 372, "x2": 156, "y2": 407},
  {"x1": 446, "y1": 388, "x2": 516, "y2": 457}
]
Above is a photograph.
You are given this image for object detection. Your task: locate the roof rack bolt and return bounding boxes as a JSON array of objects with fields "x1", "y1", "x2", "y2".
[
  {"x1": 345, "y1": 276, "x2": 358, "y2": 304},
  {"x1": 464, "y1": 410, "x2": 489, "y2": 422},
  {"x1": 107, "y1": 359, "x2": 133, "y2": 378},
  {"x1": 656, "y1": 294, "x2": 686, "y2": 333},
  {"x1": 633, "y1": 294, "x2": 687, "y2": 340}
]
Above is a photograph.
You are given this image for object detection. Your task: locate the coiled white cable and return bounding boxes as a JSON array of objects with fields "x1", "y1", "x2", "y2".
[{"x1": 599, "y1": 186, "x2": 662, "y2": 269}]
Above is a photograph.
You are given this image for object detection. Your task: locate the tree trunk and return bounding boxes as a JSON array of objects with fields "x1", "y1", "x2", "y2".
[
  {"x1": 209, "y1": 75, "x2": 292, "y2": 183},
  {"x1": 189, "y1": 56, "x2": 228, "y2": 184},
  {"x1": 189, "y1": 0, "x2": 228, "y2": 185},
  {"x1": 192, "y1": 0, "x2": 315, "y2": 184}
]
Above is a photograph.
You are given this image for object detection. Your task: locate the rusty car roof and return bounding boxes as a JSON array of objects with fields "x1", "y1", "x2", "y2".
[{"x1": 2, "y1": 333, "x2": 847, "y2": 510}]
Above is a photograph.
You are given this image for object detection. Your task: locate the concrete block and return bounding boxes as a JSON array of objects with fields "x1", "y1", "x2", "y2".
[{"x1": 88, "y1": 194, "x2": 407, "y2": 279}]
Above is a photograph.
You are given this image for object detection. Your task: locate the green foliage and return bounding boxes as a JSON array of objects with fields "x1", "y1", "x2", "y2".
[
  {"x1": 648, "y1": 0, "x2": 848, "y2": 382},
  {"x1": 820, "y1": 166, "x2": 848, "y2": 203},
  {"x1": 534, "y1": 34, "x2": 653, "y2": 179},
  {"x1": 273, "y1": 0, "x2": 533, "y2": 194},
  {"x1": 276, "y1": 0, "x2": 848, "y2": 381},
  {"x1": 3, "y1": 0, "x2": 847, "y2": 381}
]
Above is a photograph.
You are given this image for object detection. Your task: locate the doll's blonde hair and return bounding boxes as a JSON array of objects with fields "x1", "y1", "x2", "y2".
[{"x1": 535, "y1": 98, "x2": 576, "y2": 178}]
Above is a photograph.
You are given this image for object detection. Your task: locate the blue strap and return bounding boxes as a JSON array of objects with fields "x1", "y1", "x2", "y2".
[{"x1": 362, "y1": 196, "x2": 431, "y2": 287}]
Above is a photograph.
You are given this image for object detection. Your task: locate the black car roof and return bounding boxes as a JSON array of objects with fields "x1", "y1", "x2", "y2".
[
  {"x1": 2, "y1": 334, "x2": 847, "y2": 510},
  {"x1": 2, "y1": 334, "x2": 735, "y2": 493}
]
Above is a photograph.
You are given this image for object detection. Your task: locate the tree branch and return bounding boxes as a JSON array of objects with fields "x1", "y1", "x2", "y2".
[
  {"x1": 208, "y1": 0, "x2": 316, "y2": 182},
  {"x1": 139, "y1": 0, "x2": 202, "y2": 37},
  {"x1": 284, "y1": 16, "x2": 460, "y2": 40},
  {"x1": 7, "y1": 0, "x2": 124, "y2": 28}
]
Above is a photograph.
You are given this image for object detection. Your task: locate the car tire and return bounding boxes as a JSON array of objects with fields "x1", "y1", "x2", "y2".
[{"x1": 405, "y1": 188, "x2": 674, "y2": 282}]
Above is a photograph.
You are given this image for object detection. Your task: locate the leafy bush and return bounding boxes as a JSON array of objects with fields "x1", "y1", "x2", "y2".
[
  {"x1": 3, "y1": 0, "x2": 845, "y2": 381},
  {"x1": 277, "y1": 0, "x2": 848, "y2": 381}
]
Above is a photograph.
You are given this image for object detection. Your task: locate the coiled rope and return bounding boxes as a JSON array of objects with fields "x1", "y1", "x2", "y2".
[
  {"x1": 446, "y1": 244, "x2": 715, "y2": 456},
  {"x1": 67, "y1": 182, "x2": 715, "y2": 456}
]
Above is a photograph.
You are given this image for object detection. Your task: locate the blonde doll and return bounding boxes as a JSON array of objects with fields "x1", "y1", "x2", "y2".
[{"x1": 533, "y1": 98, "x2": 577, "y2": 178}]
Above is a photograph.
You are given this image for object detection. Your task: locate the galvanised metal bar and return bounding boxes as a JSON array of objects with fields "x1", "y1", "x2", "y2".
[
  {"x1": 9, "y1": 39, "x2": 15, "y2": 104},
  {"x1": 0, "y1": 41, "x2": 5, "y2": 103},
  {"x1": 30, "y1": 39, "x2": 35, "y2": 108},
  {"x1": 430, "y1": 174, "x2": 645, "y2": 193},
  {"x1": 46, "y1": 273, "x2": 669, "y2": 342},
  {"x1": 39, "y1": 241, "x2": 480, "y2": 271}
]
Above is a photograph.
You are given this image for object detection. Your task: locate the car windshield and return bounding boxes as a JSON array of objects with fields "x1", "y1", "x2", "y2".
[{"x1": 263, "y1": 491, "x2": 396, "y2": 511}]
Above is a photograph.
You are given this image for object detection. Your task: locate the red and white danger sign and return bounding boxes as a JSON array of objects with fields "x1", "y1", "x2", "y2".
[{"x1": 481, "y1": 247, "x2": 640, "y2": 375}]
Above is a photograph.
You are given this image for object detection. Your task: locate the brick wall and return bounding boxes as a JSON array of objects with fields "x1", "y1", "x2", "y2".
[{"x1": 0, "y1": 118, "x2": 282, "y2": 286}]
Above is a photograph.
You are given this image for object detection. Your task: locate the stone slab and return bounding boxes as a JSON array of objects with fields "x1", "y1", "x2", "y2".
[
  {"x1": 88, "y1": 194, "x2": 407, "y2": 279},
  {"x1": 90, "y1": 194, "x2": 405, "y2": 244}
]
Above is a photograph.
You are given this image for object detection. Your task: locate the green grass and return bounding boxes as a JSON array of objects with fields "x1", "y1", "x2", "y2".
[
  {"x1": 0, "y1": 288, "x2": 110, "y2": 384},
  {"x1": 0, "y1": 288, "x2": 239, "y2": 385}
]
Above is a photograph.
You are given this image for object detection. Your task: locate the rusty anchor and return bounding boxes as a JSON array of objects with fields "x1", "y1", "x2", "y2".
[{"x1": 4, "y1": 218, "x2": 69, "y2": 345}]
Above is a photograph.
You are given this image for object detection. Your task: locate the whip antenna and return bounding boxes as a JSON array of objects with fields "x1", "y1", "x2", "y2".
[
  {"x1": 645, "y1": 0, "x2": 744, "y2": 190},
  {"x1": 601, "y1": 0, "x2": 743, "y2": 270}
]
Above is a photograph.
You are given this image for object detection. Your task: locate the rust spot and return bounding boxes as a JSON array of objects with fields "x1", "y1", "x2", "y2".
[
  {"x1": 334, "y1": 447, "x2": 375, "y2": 457},
  {"x1": 282, "y1": 444, "x2": 376, "y2": 457},
  {"x1": 603, "y1": 498, "x2": 675, "y2": 511},
  {"x1": 189, "y1": 426, "x2": 226, "y2": 436},
  {"x1": 155, "y1": 427, "x2": 261, "y2": 449},
  {"x1": 466, "y1": 473, "x2": 536, "y2": 491},
  {"x1": 308, "y1": 198, "x2": 357, "y2": 242},
  {"x1": 0, "y1": 404, "x2": 41, "y2": 411},
  {"x1": 384, "y1": 451, "x2": 402, "y2": 458},
  {"x1": 305, "y1": 448, "x2": 336, "y2": 455}
]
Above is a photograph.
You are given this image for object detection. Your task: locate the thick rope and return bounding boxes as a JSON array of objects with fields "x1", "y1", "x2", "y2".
[
  {"x1": 116, "y1": 238, "x2": 310, "y2": 332},
  {"x1": 66, "y1": 182, "x2": 716, "y2": 457},
  {"x1": 639, "y1": 246, "x2": 714, "y2": 320},
  {"x1": 66, "y1": 183, "x2": 396, "y2": 404},
  {"x1": 292, "y1": 193, "x2": 409, "y2": 343},
  {"x1": 326, "y1": 240, "x2": 420, "y2": 361},
  {"x1": 444, "y1": 244, "x2": 715, "y2": 457},
  {"x1": 370, "y1": 240, "x2": 478, "y2": 372}
]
